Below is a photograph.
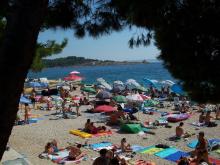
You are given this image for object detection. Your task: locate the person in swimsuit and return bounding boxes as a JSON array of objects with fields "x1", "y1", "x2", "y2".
[
  {"x1": 199, "y1": 112, "x2": 205, "y2": 123},
  {"x1": 121, "y1": 138, "x2": 132, "y2": 152},
  {"x1": 195, "y1": 131, "x2": 209, "y2": 164},
  {"x1": 68, "y1": 144, "x2": 86, "y2": 160}
]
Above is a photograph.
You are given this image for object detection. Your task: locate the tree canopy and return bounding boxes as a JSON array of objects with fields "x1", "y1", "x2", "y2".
[
  {"x1": 31, "y1": 38, "x2": 67, "y2": 72},
  {"x1": 85, "y1": 0, "x2": 220, "y2": 103}
]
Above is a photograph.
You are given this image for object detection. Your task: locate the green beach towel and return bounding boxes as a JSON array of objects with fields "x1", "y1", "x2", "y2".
[
  {"x1": 139, "y1": 146, "x2": 155, "y2": 153},
  {"x1": 142, "y1": 147, "x2": 164, "y2": 155}
]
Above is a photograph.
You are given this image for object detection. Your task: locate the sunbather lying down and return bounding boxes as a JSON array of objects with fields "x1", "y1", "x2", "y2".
[
  {"x1": 44, "y1": 139, "x2": 60, "y2": 155},
  {"x1": 84, "y1": 119, "x2": 109, "y2": 134},
  {"x1": 67, "y1": 144, "x2": 86, "y2": 161}
]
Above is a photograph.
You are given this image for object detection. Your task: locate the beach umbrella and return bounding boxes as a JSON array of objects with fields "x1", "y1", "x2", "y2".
[
  {"x1": 29, "y1": 82, "x2": 48, "y2": 88},
  {"x1": 81, "y1": 87, "x2": 96, "y2": 94},
  {"x1": 140, "y1": 94, "x2": 151, "y2": 100},
  {"x1": 70, "y1": 71, "x2": 80, "y2": 74},
  {"x1": 113, "y1": 80, "x2": 124, "y2": 86},
  {"x1": 125, "y1": 79, "x2": 141, "y2": 90},
  {"x1": 160, "y1": 80, "x2": 175, "y2": 86},
  {"x1": 143, "y1": 78, "x2": 157, "y2": 88},
  {"x1": 112, "y1": 86, "x2": 125, "y2": 93},
  {"x1": 171, "y1": 84, "x2": 185, "y2": 95},
  {"x1": 20, "y1": 96, "x2": 31, "y2": 104},
  {"x1": 64, "y1": 75, "x2": 82, "y2": 81},
  {"x1": 94, "y1": 105, "x2": 117, "y2": 113},
  {"x1": 112, "y1": 95, "x2": 127, "y2": 103},
  {"x1": 96, "y1": 78, "x2": 112, "y2": 91},
  {"x1": 96, "y1": 90, "x2": 112, "y2": 99},
  {"x1": 113, "y1": 80, "x2": 125, "y2": 92},
  {"x1": 126, "y1": 94, "x2": 144, "y2": 102},
  {"x1": 135, "y1": 86, "x2": 148, "y2": 92}
]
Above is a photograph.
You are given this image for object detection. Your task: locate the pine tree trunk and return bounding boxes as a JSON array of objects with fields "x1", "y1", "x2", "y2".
[{"x1": 0, "y1": 0, "x2": 48, "y2": 160}]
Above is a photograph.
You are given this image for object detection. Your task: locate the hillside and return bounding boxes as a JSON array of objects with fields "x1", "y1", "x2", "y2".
[{"x1": 42, "y1": 56, "x2": 148, "y2": 67}]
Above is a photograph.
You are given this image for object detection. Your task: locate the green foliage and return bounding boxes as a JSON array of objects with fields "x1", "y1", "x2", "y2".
[
  {"x1": 31, "y1": 38, "x2": 68, "y2": 72},
  {"x1": 42, "y1": 56, "x2": 117, "y2": 67}
]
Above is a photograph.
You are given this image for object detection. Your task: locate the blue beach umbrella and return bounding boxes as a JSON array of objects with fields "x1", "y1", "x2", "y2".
[
  {"x1": 171, "y1": 84, "x2": 185, "y2": 95},
  {"x1": 143, "y1": 78, "x2": 157, "y2": 88},
  {"x1": 20, "y1": 96, "x2": 31, "y2": 104}
]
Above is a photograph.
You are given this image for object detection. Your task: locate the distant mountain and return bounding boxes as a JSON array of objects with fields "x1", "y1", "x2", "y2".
[{"x1": 42, "y1": 56, "x2": 149, "y2": 68}]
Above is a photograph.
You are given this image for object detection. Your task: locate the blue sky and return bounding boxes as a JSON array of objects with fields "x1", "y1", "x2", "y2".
[{"x1": 38, "y1": 28, "x2": 160, "y2": 61}]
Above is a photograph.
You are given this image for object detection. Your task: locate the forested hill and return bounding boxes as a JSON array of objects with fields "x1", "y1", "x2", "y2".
[{"x1": 42, "y1": 56, "x2": 148, "y2": 67}]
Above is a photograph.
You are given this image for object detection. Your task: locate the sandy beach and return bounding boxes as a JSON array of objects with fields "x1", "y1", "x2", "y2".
[{"x1": 6, "y1": 89, "x2": 220, "y2": 165}]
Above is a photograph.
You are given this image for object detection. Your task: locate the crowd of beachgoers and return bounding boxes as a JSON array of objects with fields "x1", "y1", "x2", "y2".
[{"x1": 6, "y1": 71, "x2": 220, "y2": 165}]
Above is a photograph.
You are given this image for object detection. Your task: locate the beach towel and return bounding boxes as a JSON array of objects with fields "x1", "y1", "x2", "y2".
[
  {"x1": 28, "y1": 118, "x2": 38, "y2": 123},
  {"x1": 128, "y1": 159, "x2": 156, "y2": 165},
  {"x1": 167, "y1": 136, "x2": 181, "y2": 142},
  {"x1": 187, "y1": 138, "x2": 220, "y2": 149},
  {"x1": 92, "y1": 131, "x2": 113, "y2": 137},
  {"x1": 54, "y1": 156, "x2": 85, "y2": 164},
  {"x1": 142, "y1": 147, "x2": 164, "y2": 155},
  {"x1": 90, "y1": 142, "x2": 113, "y2": 151},
  {"x1": 164, "y1": 151, "x2": 189, "y2": 162},
  {"x1": 131, "y1": 145, "x2": 146, "y2": 152},
  {"x1": 154, "y1": 147, "x2": 179, "y2": 158},
  {"x1": 191, "y1": 122, "x2": 205, "y2": 127},
  {"x1": 189, "y1": 157, "x2": 220, "y2": 165},
  {"x1": 47, "y1": 150, "x2": 70, "y2": 163},
  {"x1": 138, "y1": 146, "x2": 155, "y2": 153},
  {"x1": 187, "y1": 139, "x2": 198, "y2": 148}
]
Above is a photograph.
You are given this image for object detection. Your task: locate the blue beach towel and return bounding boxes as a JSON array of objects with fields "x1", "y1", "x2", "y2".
[
  {"x1": 187, "y1": 139, "x2": 198, "y2": 149},
  {"x1": 165, "y1": 151, "x2": 189, "y2": 162},
  {"x1": 187, "y1": 138, "x2": 220, "y2": 149},
  {"x1": 90, "y1": 142, "x2": 112, "y2": 150},
  {"x1": 131, "y1": 145, "x2": 146, "y2": 152},
  {"x1": 155, "y1": 147, "x2": 179, "y2": 158}
]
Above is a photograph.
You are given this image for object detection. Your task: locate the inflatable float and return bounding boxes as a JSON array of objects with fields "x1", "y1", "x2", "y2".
[
  {"x1": 69, "y1": 130, "x2": 92, "y2": 138},
  {"x1": 166, "y1": 114, "x2": 189, "y2": 122}
]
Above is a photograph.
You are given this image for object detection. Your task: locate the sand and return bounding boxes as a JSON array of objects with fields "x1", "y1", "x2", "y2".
[{"x1": 6, "y1": 94, "x2": 220, "y2": 165}]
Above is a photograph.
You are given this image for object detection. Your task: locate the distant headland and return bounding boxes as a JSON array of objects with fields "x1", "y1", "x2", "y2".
[{"x1": 42, "y1": 56, "x2": 149, "y2": 68}]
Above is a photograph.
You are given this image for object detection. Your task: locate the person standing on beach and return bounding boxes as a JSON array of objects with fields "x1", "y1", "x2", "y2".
[
  {"x1": 24, "y1": 103, "x2": 30, "y2": 124},
  {"x1": 194, "y1": 132, "x2": 209, "y2": 164}
]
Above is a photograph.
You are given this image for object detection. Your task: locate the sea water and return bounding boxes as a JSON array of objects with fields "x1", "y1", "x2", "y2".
[{"x1": 28, "y1": 63, "x2": 174, "y2": 84}]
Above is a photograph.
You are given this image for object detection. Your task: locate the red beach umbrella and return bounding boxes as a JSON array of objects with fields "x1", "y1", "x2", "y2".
[
  {"x1": 94, "y1": 105, "x2": 117, "y2": 113},
  {"x1": 64, "y1": 75, "x2": 82, "y2": 81}
]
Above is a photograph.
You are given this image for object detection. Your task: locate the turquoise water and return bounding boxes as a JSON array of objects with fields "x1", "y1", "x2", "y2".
[{"x1": 28, "y1": 63, "x2": 174, "y2": 84}]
